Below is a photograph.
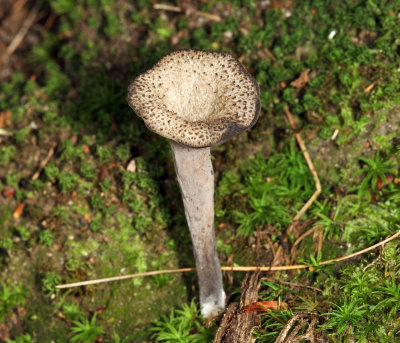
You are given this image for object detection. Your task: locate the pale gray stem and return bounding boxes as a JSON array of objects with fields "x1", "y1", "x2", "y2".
[{"x1": 170, "y1": 140, "x2": 225, "y2": 317}]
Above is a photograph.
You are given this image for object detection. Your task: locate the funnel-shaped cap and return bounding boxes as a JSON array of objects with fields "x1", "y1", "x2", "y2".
[{"x1": 127, "y1": 50, "x2": 260, "y2": 148}]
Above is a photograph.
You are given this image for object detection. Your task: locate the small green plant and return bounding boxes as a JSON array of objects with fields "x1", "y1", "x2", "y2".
[
  {"x1": 97, "y1": 146, "x2": 113, "y2": 164},
  {"x1": 42, "y1": 272, "x2": 61, "y2": 293},
  {"x1": 0, "y1": 283, "x2": 29, "y2": 322},
  {"x1": 254, "y1": 308, "x2": 294, "y2": 342},
  {"x1": 61, "y1": 139, "x2": 84, "y2": 161},
  {"x1": 312, "y1": 199, "x2": 346, "y2": 239},
  {"x1": 44, "y1": 163, "x2": 60, "y2": 182},
  {"x1": 70, "y1": 313, "x2": 105, "y2": 343},
  {"x1": 15, "y1": 225, "x2": 30, "y2": 241},
  {"x1": 0, "y1": 146, "x2": 17, "y2": 166},
  {"x1": 373, "y1": 275, "x2": 400, "y2": 316},
  {"x1": 149, "y1": 300, "x2": 215, "y2": 342},
  {"x1": 59, "y1": 171, "x2": 80, "y2": 193},
  {"x1": 5, "y1": 334, "x2": 34, "y2": 343},
  {"x1": 355, "y1": 151, "x2": 396, "y2": 197},
  {"x1": 235, "y1": 189, "x2": 290, "y2": 238},
  {"x1": 39, "y1": 230, "x2": 54, "y2": 246},
  {"x1": 323, "y1": 297, "x2": 368, "y2": 338},
  {"x1": 63, "y1": 303, "x2": 84, "y2": 321},
  {"x1": 233, "y1": 140, "x2": 314, "y2": 237}
]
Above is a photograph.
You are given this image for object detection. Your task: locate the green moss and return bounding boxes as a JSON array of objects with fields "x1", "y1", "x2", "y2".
[
  {"x1": 59, "y1": 171, "x2": 80, "y2": 193},
  {"x1": 0, "y1": 146, "x2": 16, "y2": 166},
  {"x1": 1, "y1": 0, "x2": 400, "y2": 341},
  {"x1": 44, "y1": 163, "x2": 59, "y2": 182}
]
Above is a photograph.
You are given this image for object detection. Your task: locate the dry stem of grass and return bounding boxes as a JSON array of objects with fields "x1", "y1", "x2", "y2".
[{"x1": 56, "y1": 227, "x2": 400, "y2": 289}]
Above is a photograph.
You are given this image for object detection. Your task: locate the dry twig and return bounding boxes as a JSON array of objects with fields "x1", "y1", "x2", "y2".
[
  {"x1": 284, "y1": 107, "x2": 321, "y2": 226},
  {"x1": 32, "y1": 143, "x2": 57, "y2": 181},
  {"x1": 3, "y1": 3, "x2": 40, "y2": 59},
  {"x1": 11, "y1": 0, "x2": 29, "y2": 13},
  {"x1": 153, "y1": 3, "x2": 222, "y2": 22},
  {"x1": 56, "y1": 227, "x2": 400, "y2": 289}
]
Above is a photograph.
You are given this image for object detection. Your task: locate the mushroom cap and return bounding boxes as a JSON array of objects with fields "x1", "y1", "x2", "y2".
[{"x1": 127, "y1": 49, "x2": 260, "y2": 148}]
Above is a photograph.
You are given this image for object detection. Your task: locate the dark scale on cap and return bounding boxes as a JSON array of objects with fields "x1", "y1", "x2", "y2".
[{"x1": 127, "y1": 49, "x2": 260, "y2": 148}]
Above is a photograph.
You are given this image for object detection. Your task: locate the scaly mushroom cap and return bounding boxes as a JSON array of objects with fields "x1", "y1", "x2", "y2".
[{"x1": 127, "y1": 49, "x2": 260, "y2": 148}]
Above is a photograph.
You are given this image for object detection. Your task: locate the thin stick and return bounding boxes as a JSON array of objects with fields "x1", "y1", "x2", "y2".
[
  {"x1": 56, "y1": 268, "x2": 196, "y2": 288},
  {"x1": 32, "y1": 143, "x2": 57, "y2": 180},
  {"x1": 153, "y1": 4, "x2": 181, "y2": 12},
  {"x1": 4, "y1": 3, "x2": 40, "y2": 59},
  {"x1": 320, "y1": 228, "x2": 400, "y2": 264},
  {"x1": 56, "y1": 228, "x2": 400, "y2": 289},
  {"x1": 272, "y1": 107, "x2": 322, "y2": 265},
  {"x1": 196, "y1": 11, "x2": 222, "y2": 22},
  {"x1": 284, "y1": 107, "x2": 322, "y2": 223},
  {"x1": 11, "y1": 0, "x2": 28, "y2": 13},
  {"x1": 153, "y1": 3, "x2": 222, "y2": 22}
]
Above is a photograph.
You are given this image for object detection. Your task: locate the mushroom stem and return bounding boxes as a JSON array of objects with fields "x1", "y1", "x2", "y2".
[{"x1": 170, "y1": 140, "x2": 225, "y2": 318}]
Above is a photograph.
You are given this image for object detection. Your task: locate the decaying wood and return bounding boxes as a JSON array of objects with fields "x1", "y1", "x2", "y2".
[
  {"x1": 274, "y1": 312, "x2": 318, "y2": 343},
  {"x1": 213, "y1": 271, "x2": 261, "y2": 343}
]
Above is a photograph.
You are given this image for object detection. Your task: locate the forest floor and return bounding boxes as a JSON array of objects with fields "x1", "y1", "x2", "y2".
[{"x1": 0, "y1": 0, "x2": 400, "y2": 342}]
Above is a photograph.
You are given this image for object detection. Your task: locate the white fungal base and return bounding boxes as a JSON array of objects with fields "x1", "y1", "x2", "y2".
[{"x1": 201, "y1": 290, "x2": 226, "y2": 318}]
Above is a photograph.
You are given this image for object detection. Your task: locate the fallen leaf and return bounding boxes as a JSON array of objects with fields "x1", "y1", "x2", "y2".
[
  {"x1": 376, "y1": 177, "x2": 384, "y2": 189},
  {"x1": 363, "y1": 80, "x2": 377, "y2": 93},
  {"x1": 13, "y1": 203, "x2": 25, "y2": 219},
  {"x1": 242, "y1": 300, "x2": 289, "y2": 313},
  {"x1": 3, "y1": 188, "x2": 15, "y2": 198},
  {"x1": 0, "y1": 110, "x2": 12, "y2": 128},
  {"x1": 290, "y1": 69, "x2": 311, "y2": 89},
  {"x1": 98, "y1": 165, "x2": 107, "y2": 181},
  {"x1": 95, "y1": 305, "x2": 107, "y2": 315}
]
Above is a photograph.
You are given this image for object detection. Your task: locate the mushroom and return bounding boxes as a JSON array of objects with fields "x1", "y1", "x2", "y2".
[{"x1": 127, "y1": 49, "x2": 260, "y2": 318}]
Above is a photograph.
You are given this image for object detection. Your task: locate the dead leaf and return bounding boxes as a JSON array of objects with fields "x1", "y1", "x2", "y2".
[
  {"x1": 95, "y1": 305, "x2": 107, "y2": 315},
  {"x1": 0, "y1": 110, "x2": 12, "y2": 128},
  {"x1": 363, "y1": 80, "x2": 377, "y2": 93},
  {"x1": 98, "y1": 165, "x2": 107, "y2": 181},
  {"x1": 290, "y1": 69, "x2": 311, "y2": 89},
  {"x1": 3, "y1": 188, "x2": 15, "y2": 198},
  {"x1": 242, "y1": 300, "x2": 289, "y2": 313},
  {"x1": 13, "y1": 202, "x2": 25, "y2": 219}
]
